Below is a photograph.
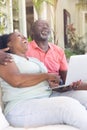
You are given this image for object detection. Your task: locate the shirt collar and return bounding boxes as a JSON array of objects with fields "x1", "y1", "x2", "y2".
[{"x1": 32, "y1": 40, "x2": 53, "y2": 50}]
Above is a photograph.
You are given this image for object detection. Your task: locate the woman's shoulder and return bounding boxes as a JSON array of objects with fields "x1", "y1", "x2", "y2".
[
  {"x1": 29, "y1": 57, "x2": 48, "y2": 72},
  {"x1": 29, "y1": 57, "x2": 45, "y2": 66},
  {"x1": 10, "y1": 54, "x2": 27, "y2": 64},
  {"x1": 29, "y1": 57, "x2": 41, "y2": 62}
]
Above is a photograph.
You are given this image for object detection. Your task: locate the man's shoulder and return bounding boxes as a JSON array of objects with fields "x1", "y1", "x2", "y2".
[
  {"x1": 28, "y1": 40, "x2": 37, "y2": 48},
  {"x1": 49, "y1": 43, "x2": 64, "y2": 52},
  {"x1": 28, "y1": 40, "x2": 35, "y2": 44}
]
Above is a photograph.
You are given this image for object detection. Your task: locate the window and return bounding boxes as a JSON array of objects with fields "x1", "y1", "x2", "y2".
[{"x1": 63, "y1": 9, "x2": 71, "y2": 48}]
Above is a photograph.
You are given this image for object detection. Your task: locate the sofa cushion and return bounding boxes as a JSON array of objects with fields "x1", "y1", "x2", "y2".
[
  {"x1": 4, "y1": 125, "x2": 79, "y2": 130},
  {"x1": 0, "y1": 87, "x2": 2, "y2": 106},
  {"x1": 0, "y1": 106, "x2": 9, "y2": 130},
  {"x1": 0, "y1": 86, "x2": 79, "y2": 130},
  {"x1": 0, "y1": 85, "x2": 4, "y2": 110}
]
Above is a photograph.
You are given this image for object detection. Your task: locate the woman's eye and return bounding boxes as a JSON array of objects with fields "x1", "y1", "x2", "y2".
[
  {"x1": 17, "y1": 35, "x2": 20, "y2": 37},
  {"x1": 17, "y1": 35, "x2": 21, "y2": 39}
]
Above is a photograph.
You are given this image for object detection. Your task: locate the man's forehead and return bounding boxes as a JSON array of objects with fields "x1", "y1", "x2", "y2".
[{"x1": 35, "y1": 20, "x2": 49, "y2": 26}]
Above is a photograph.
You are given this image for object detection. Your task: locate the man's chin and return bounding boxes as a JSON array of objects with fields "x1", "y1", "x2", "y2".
[{"x1": 41, "y1": 35, "x2": 48, "y2": 40}]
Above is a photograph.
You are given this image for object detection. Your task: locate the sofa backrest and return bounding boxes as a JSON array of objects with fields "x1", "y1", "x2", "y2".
[
  {"x1": 0, "y1": 86, "x2": 2, "y2": 106},
  {"x1": 0, "y1": 83, "x2": 4, "y2": 109}
]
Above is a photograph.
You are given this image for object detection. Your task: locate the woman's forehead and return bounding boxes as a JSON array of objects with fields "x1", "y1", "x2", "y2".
[
  {"x1": 9, "y1": 33, "x2": 18, "y2": 41},
  {"x1": 10, "y1": 32, "x2": 22, "y2": 38}
]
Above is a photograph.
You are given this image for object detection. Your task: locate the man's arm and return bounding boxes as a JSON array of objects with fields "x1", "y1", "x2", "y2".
[
  {"x1": 0, "y1": 48, "x2": 13, "y2": 65},
  {"x1": 59, "y1": 70, "x2": 67, "y2": 84}
]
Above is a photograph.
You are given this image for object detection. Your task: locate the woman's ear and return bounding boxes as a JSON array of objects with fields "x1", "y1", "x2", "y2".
[
  {"x1": 7, "y1": 42, "x2": 12, "y2": 53},
  {"x1": 7, "y1": 41, "x2": 11, "y2": 48}
]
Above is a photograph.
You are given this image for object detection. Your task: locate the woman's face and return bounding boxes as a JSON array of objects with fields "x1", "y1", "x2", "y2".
[{"x1": 7, "y1": 32, "x2": 28, "y2": 54}]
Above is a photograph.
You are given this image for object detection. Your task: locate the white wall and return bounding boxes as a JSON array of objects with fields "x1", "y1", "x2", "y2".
[
  {"x1": 56, "y1": 0, "x2": 78, "y2": 48},
  {"x1": 18, "y1": 0, "x2": 27, "y2": 37},
  {"x1": 7, "y1": 0, "x2": 13, "y2": 33},
  {"x1": 33, "y1": 2, "x2": 54, "y2": 43},
  {"x1": 34, "y1": 2, "x2": 48, "y2": 21}
]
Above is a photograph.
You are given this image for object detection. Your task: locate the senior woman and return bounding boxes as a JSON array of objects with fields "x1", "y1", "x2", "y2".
[{"x1": 0, "y1": 32, "x2": 87, "y2": 130}]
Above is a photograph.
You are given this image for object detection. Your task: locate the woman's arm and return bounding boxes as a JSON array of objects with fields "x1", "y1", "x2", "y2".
[
  {"x1": 0, "y1": 61, "x2": 59, "y2": 88},
  {"x1": 62, "y1": 80, "x2": 87, "y2": 91},
  {"x1": 53, "y1": 80, "x2": 87, "y2": 92},
  {"x1": 71, "y1": 80, "x2": 87, "y2": 90}
]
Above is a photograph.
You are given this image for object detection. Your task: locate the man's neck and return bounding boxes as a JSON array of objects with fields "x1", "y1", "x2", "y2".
[{"x1": 35, "y1": 40, "x2": 49, "y2": 52}]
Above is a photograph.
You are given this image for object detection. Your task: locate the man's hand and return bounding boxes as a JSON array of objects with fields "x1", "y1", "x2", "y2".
[{"x1": 0, "y1": 48, "x2": 13, "y2": 65}]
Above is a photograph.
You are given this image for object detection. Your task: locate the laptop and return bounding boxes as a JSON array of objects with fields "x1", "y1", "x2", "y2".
[{"x1": 52, "y1": 54, "x2": 87, "y2": 90}]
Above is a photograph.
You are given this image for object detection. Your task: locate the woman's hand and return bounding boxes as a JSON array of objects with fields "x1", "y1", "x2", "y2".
[
  {"x1": 47, "y1": 73, "x2": 60, "y2": 88},
  {"x1": 49, "y1": 81, "x2": 59, "y2": 88},
  {"x1": 47, "y1": 73, "x2": 60, "y2": 83},
  {"x1": 0, "y1": 48, "x2": 13, "y2": 65},
  {"x1": 70, "y1": 80, "x2": 82, "y2": 90}
]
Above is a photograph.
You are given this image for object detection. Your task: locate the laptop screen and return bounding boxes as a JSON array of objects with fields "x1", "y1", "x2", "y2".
[
  {"x1": 52, "y1": 54, "x2": 87, "y2": 90},
  {"x1": 65, "y1": 54, "x2": 87, "y2": 86}
]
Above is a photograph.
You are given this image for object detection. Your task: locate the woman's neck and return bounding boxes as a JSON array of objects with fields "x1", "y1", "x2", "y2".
[{"x1": 12, "y1": 51, "x2": 28, "y2": 60}]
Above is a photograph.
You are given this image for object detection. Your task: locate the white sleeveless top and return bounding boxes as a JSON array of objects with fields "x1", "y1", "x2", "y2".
[{"x1": 0, "y1": 54, "x2": 52, "y2": 115}]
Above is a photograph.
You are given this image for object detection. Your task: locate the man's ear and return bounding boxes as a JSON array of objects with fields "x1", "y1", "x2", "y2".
[{"x1": 30, "y1": 31, "x2": 34, "y2": 39}]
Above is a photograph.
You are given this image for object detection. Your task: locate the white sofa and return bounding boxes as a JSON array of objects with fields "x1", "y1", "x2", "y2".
[{"x1": 0, "y1": 87, "x2": 79, "y2": 130}]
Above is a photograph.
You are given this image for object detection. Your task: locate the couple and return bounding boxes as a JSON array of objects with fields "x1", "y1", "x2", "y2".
[{"x1": 0, "y1": 20, "x2": 87, "y2": 130}]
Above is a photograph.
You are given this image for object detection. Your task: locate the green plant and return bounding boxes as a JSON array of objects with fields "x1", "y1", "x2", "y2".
[
  {"x1": 66, "y1": 24, "x2": 87, "y2": 54},
  {"x1": 0, "y1": 13, "x2": 5, "y2": 34},
  {"x1": 12, "y1": 0, "x2": 19, "y2": 12},
  {"x1": 28, "y1": 36, "x2": 32, "y2": 42},
  {"x1": 66, "y1": 24, "x2": 78, "y2": 47},
  {"x1": 65, "y1": 48, "x2": 76, "y2": 59}
]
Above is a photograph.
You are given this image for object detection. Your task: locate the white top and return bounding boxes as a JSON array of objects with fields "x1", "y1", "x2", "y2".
[{"x1": 1, "y1": 54, "x2": 52, "y2": 115}]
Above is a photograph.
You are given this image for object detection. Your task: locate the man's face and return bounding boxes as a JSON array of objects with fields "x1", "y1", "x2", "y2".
[{"x1": 33, "y1": 20, "x2": 51, "y2": 40}]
